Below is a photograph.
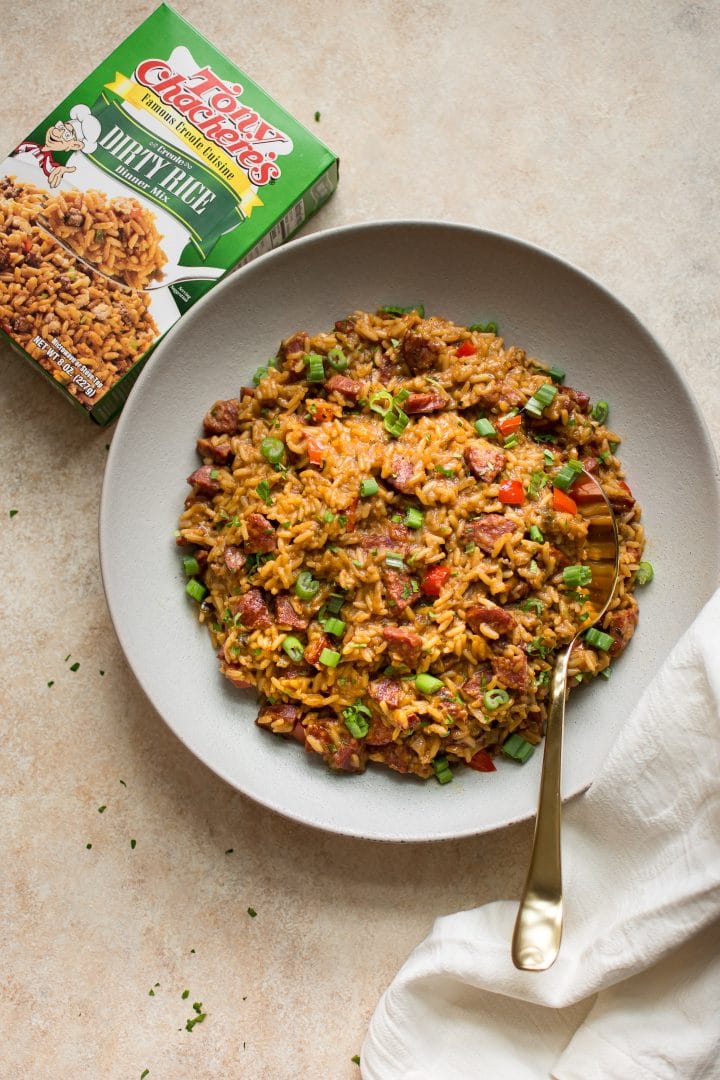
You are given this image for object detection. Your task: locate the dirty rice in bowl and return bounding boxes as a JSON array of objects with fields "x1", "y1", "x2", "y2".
[{"x1": 177, "y1": 308, "x2": 646, "y2": 782}]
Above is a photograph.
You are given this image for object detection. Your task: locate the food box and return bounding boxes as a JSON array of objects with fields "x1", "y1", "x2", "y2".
[{"x1": 0, "y1": 3, "x2": 338, "y2": 424}]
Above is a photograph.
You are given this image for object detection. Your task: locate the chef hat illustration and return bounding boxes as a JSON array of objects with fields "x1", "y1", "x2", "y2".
[{"x1": 68, "y1": 103, "x2": 101, "y2": 153}]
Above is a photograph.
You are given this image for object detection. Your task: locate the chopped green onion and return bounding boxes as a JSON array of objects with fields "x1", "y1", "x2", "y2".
[
  {"x1": 325, "y1": 593, "x2": 345, "y2": 613},
  {"x1": 525, "y1": 383, "x2": 558, "y2": 418},
  {"x1": 600, "y1": 665, "x2": 612, "y2": 679},
  {"x1": 432, "y1": 755, "x2": 453, "y2": 784},
  {"x1": 393, "y1": 388, "x2": 410, "y2": 405},
  {"x1": 326, "y1": 347, "x2": 348, "y2": 371},
  {"x1": 598, "y1": 450, "x2": 611, "y2": 464},
  {"x1": 474, "y1": 418, "x2": 496, "y2": 438},
  {"x1": 384, "y1": 406, "x2": 409, "y2": 437},
  {"x1": 319, "y1": 648, "x2": 341, "y2": 668},
  {"x1": 385, "y1": 552, "x2": 407, "y2": 570},
  {"x1": 528, "y1": 559, "x2": 539, "y2": 574},
  {"x1": 553, "y1": 459, "x2": 584, "y2": 490},
  {"x1": 520, "y1": 597, "x2": 544, "y2": 614},
  {"x1": 502, "y1": 734, "x2": 535, "y2": 763},
  {"x1": 435, "y1": 464, "x2": 455, "y2": 478},
  {"x1": 390, "y1": 338, "x2": 400, "y2": 347},
  {"x1": 404, "y1": 507, "x2": 424, "y2": 529},
  {"x1": 543, "y1": 449, "x2": 555, "y2": 466},
  {"x1": 304, "y1": 352, "x2": 325, "y2": 382},
  {"x1": 359, "y1": 477, "x2": 379, "y2": 498},
  {"x1": 260, "y1": 436, "x2": 285, "y2": 464},
  {"x1": 503, "y1": 435, "x2": 519, "y2": 449},
  {"x1": 483, "y1": 688, "x2": 510, "y2": 711},
  {"x1": 608, "y1": 441, "x2": 619, "y2": 453},
  {"x1": 469, "y1": 321, "x2": 498, "y2": 334},
  {"x1": 381, "y1": 303, "x2": 425, "y2": 317},
  {"x1": 591, "y1": 400, "x2": 609, "y2": 423},
  {"x1": 182, "y1": 555, "x2": 200, "y2": 576},
  {"x1": 563, "y1": 564, "x2": 593, "y2": 587},
  {"x1": 547, "y1": 366, "x2": 566, "y2": 383},
  {"x1": 465, "y1": 541, "x2": 476, "y2": 554},
  {"x1": 369, "y1": 389, "x2": 393, "y2": 416},
  {"x1": 295, "y1": 571, "x2": 320, "y2": 600},
  {"x1": 322, "y1": 617, "x2": 346, "y2": 637},
  {"x1": 282, "y1": 636, "x2": 305, "y2": 662},
  {"x1": 391, "y1": 513, "x2": 403, "y2": 523},
  {"x1": 533, "y1": 433, "x2": 557, "y2": 444},
  {"x1": 253, "y1": 365, "x2": 268, "y2": 385},
  {"x1": 342, "y1": 701, "x2": 371, "y2": 738},
  {"x1": 415, "y1": 673, "x2": 443, "y2": 695},
  {"x1": 636, "y1": 561, "x2": 654, "y2": 585},
  {"x1": 185, "y1": 578, "x2": 207, "y2": 602},
  {"x1": 322, "y1": 509, "x2": 335, "y2": 523},
  {"x1": 256, "y1": 479, "x2": 273, "y2": 505},
  {"x1": 528, "y1": 525, "x2": 544, "y2": 543},
  {"x1": 585, "y1": 627, "x2": 614, "y2": 651}
]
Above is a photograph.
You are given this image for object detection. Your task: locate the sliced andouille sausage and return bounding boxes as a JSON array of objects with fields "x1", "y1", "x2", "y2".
[
  {"x1": 463, "y1": 442, "x2": 506, "y2": 482},
  {"x1": 464, "y1": 513, "x2": 518, "y2": 553},
  {"x1": 245, "y1": 512, "x2": 276, "y2": 553},
  {"x1": 203, "y1": 399, "x2": 240, "y2": 435},
  {"x1": 491, "y1": 651, "x2": 531, "y2": 692},
  {"x1": 466, "y1": 604, "x2": 515, "y2": 635},
  {"x1": 186, "y1": 464, "x2": 221, "y2": 497}
]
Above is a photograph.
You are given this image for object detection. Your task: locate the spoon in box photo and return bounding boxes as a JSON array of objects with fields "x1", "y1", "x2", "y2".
[{"x1": 35, "y1": 212, "x2": 224, "y2": 293}]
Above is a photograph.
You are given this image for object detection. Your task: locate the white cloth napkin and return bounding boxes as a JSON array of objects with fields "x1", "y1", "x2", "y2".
[{"x1": 363, "y1": 590, "x2": 720, "y2": 1079}]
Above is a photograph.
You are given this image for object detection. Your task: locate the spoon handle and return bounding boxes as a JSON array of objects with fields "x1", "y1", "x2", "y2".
[{"x1": 511, "y1": 642, "x2": 572, "y2": 971}]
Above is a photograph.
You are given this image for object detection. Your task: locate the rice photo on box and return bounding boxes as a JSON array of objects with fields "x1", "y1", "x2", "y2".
[{"x1": 177, "y1": 308, "x2": 647, "y2": 783}]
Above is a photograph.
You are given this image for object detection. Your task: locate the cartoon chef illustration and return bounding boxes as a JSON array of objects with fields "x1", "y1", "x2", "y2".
[{"x1": 14, "y1": 104, "x2": 101, "y2": 188}]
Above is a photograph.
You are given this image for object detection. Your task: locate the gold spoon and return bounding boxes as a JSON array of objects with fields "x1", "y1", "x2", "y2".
[
  {"x1": 35, "y1": 213, "x2": 224, "y2": 293},
  {"x1": 511, "y1": 470, "x2": 620, "y2": 971}
]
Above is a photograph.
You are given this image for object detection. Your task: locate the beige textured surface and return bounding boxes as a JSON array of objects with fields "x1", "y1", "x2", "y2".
[{"x1": 1, "y1": 2, "x2": 718, "y2": 1077}]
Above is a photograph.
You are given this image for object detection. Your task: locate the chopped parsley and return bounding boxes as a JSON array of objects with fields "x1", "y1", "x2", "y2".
[
  {"x1": 520, "y1": 598, "x2": 544, "y2": 615},
  {"x1": 255, "y1": 479, "x2": 273, "y2": 505},
  {"x1": 130, "y1": 838, "x2": 136, "y2": 849},
  {"x1": 9, "y1": 509, "x2": 18, "y2": 518},
  {"x1": 527, "y1": 471, "x2": 550, "y2": 498},
  {"x1": 381, "y1": 303, "x2": 425, "y2": 317},
  {"x1": 70, "y1": 662, "x2": 80, "y2": 672},
  {"x1": 225, "y1": 848, "x2": 234, "y2": 855},
  {"x1": 528, "y1": 637, "x2": 550, "y2": 659},
  {"x1": 181, "y1": 989, "x2": 190, "y2": 1000},
  {"x1": 98, "y1": 805, "x2": 107, "y2": 813},
  {"x1": 247, "y1": 907, "x2": 258, "y2": 918},
  {"x1": 47, "y1": 680, "x2": 54, "y2": 687},
  {"x1": 314, "y1": 110, "x2": 321, "y2": 121},
  {"x1": 351, "y1": 1056, "x2": 361, "y2": 1065}
]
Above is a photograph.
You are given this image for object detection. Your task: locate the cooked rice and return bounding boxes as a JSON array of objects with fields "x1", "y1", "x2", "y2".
[
  {"x1": 178, "y1": 308, "x2": 645, "y2": 781},
  {"x1": 44, "y1": 187, "x2": 167, "y2": 289},
  {"x1": 0, "y1": 176, "x2": 160, "y2": 405}
]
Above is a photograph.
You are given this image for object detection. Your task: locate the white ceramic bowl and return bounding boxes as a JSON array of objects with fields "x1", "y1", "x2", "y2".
[{"x1": 100, "y1": 221, "x2": 720, "y2": 841}]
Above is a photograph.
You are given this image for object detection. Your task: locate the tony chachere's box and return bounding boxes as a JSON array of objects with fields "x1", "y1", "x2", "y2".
[{"x1": 0, "y1": 3, "x2": 338, "y2": 424}]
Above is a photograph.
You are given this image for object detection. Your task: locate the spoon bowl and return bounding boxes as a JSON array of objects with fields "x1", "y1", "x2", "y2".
[{"x1": 511, "y1": 470, "x2": 620, "y2": 971}]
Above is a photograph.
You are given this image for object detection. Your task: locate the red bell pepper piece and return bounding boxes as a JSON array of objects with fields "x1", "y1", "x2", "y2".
[
  {"x1": 553, "y1": 487, "x2": 578, "y2": 514},
  {"x1": 495, "y1": 413, "x2": 522, "y2": 436},
  {"x1": 498, "y1": 479, "x2": 525, "y2": 505},
  {"x1": 456, "y1": 340, "x2": 477, "y2": 358},
  {"x1": 306, "y1": 437, "x2": 324, "y2": 466},
  {"x1": 421, "y1": 565, "x2": 451, "y2": 596},
  {"x1": 468, "y1": 749, "x2": 497, "y2": 772}
]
